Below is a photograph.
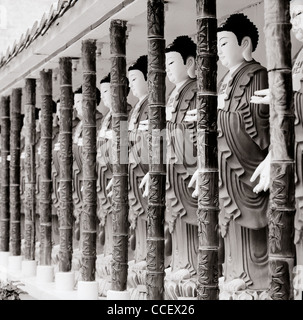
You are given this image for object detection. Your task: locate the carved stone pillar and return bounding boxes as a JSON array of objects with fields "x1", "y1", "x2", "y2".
[
  {"x1": 35, "y1": 108, "x2": 41, "y2": 253},
  {"x1": 264, "y1": 0, "x2": 295, "y2": 300},
  {"x1": 24, "y1": 79, "x2": 36, "y2": 261},
  {"x1": 196, "y1": 0, "x2": 219, "y2": 300},
  {"x1": 146, "y1": 0, "x2": 166, "y2": 300},
  {"x1": 51, "y1": 113, "x2": 60, "y2": 247},
  {"x1": 110, "y1": 19, "x2": 129, "y2": 292},
  {"x1": 10, "y1": 89, "x2": 22, "y2": 256},
  {"x1": 39, "y1": 70, "x2": 53, "y2": 266},
  {"x1": 59, "y1": 58, "x2": 74, "y2": 272},
  {"x1": 0, "y1": 95, "x2": 10, "y2": 252},
  {"x1": 80, "y1": 39, "x2": 97, "y2": 281},
  {"x1": 20, "y1": 113, "x2": 26, "y2": 243}
]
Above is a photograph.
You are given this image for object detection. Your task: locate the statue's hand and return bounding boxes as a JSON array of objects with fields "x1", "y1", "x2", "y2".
[
  {"x1": 77, "y1": 138, "x2": 83, "y2": 146},
  {"x1": 188, "y1": 169, "x2": 199, "y2": 198},
  {"x1": 250, "y1": 150, "x2": 271, "y2": 194},
  {"x1": 105, "y1": 130, "x2": 113, "y2": 140},
  {"x1": 139, "y1": 172, "x2": 149, "y2": 198},
  {"x1": 184, "y1": 109, "x2": 197, "y2": 122},
  {"x1": 250, "y1": 88, "x2": 270, "y2": 105},
  {"x1": 54, "y1": 142, "x2": 60, "y2": 151},
  {"x1": 106, "y1": 178, "x2": 113, "y2": 198},
  {"x1": 138, "y1": 120, "x2": 148, "y2": 131}
]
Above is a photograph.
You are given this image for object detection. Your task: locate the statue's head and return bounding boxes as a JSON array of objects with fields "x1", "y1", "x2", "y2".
[
  {"x1": 291, "y1": 0, "x2": 303, "y2": 42},
  {"x1": 100, "y1": 73, "x2": 111, "y2": 109},
  {"x1": 217, "y1": 13, "x2": 259, "y2": 69},
  {"x1": 128, "y1": 55, "x2": 148, "y2": 99},
  {"x1": 73, "y1": 85, "x2": 101, "y2": 118},
  {"x1": 100, "y1": 72, "x2": 130, "y2": 110},
  {"x1": 165, "y1": 35, "x2": 196, "y2": 84}
]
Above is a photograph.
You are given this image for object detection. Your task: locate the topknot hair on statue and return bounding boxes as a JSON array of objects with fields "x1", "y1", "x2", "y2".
[
  {"x1": 35, "y1": 107, "x2": 40, "y2": 120},
  {"x1": 128, "y1": 55, "x2": 148, "y2": 81},
  {"x1": 100, "y1": 73, "x2": 111, "y2": 85},
  {"x1": 73, "y1": 84, "x2": 101, "y2": 105},
  {"x1": 217, "y1": 13, "x2": 259, "y2": 52},
  {"x1": 74, "y1": 85, "x2": 82, "y2": 95},
  {"x1": 165, "y1": 35, "x2": 197, "y2": 64},
  {"x1": 96, "y1": 87, "x2": 101, "y2": 105},
  {"x1": 20, "y1": 113, "x2": 25, "y2": 126}
]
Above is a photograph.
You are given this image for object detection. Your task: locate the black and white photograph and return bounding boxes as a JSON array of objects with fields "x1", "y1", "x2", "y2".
[{"x1": 0, "y1": 0, "x2": 302, "y2": 309}]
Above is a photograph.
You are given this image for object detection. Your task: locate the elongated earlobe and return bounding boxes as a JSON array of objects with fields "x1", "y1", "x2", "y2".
[
  {"x1": 242, "y1": 36, "x2": 253, "y2": 61},
  {"x1": 186, "y1": 56, "x2": 196, "y2": 78}
]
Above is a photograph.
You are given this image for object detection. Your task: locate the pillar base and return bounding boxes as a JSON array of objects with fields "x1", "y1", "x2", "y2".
[
  {"x1": 218, "y1": 278, "x2": 270, "y2": 300},
  {"x1": 77, "y1": 281, "x2": 98, "y2": 300},
  {"x1": 107, "y1": 290, "x2": 131, "y2": 300},
  {"x1": 0, "y1": 251, "x2": 10, "y2": 268},
  {"x1": 22, "y1": 260, "x2": 37, "y2": 277},
  {"x1": 8, "y1": 255, "x2": 22, "y2": 274},
  {"x1": 36, "y1": 265, "x2": 54, "y2": 283},
  {"x1": 55, "y1": 271, "x2": 75, "y2": 291}
]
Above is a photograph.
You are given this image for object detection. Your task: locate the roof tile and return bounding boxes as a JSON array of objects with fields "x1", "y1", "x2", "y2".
[{"x1": 0, "y1": 0, "x2": 76, "y2": 69}]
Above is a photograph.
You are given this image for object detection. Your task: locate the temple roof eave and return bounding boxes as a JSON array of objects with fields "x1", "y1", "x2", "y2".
[
  {"x1": 0, "y1": 0, "x2": 146, "y2": 96},
  {"x1": 0, "y1": 0, "x2": 268, "y2": 98}
]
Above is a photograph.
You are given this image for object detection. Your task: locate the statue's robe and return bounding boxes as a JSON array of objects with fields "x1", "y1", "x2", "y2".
[
  {"x1": 217, "y1": 60, "x2": 270, "y2": 290},
  {"x1": 97, "y1": 104, "x2": 132, "y2": 256},
  {"x1": 97, "y1": 111, "x2": 113, "y2": 257},
  {"x1": 293, "y1": 48, "x2": 303, "y2": 265},
  {"x1": 96, "y1": 104, "x2": 131, "y2": 297},
  {"x1": 72, "y1": 117, "x2": 81, "y2": 241},
  {"x1": 51, "y1": 123, "x2": 60, "y2": 246},
  {"x1": 128, "y1": 96, "x2": 149, "y2": 262},
  {"x1": 166, "y1": 77, "x2": 198, "y2": 276}
]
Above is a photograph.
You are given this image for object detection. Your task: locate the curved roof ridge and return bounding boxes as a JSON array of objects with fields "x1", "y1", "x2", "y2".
[{"x1": 0, "y1": 0, "x2": 76, "y2": 69}]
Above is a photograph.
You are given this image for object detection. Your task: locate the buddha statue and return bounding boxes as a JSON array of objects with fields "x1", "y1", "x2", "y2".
[
  {"x1": 215, "y1": 14, "x2": 270, "y2": 298},
  {"x1": 95, "y1": 73, "x2": 115, "y2": 297},
  {"x1": 126, "y1": 55, "x2": 149, "y2": 300}
]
